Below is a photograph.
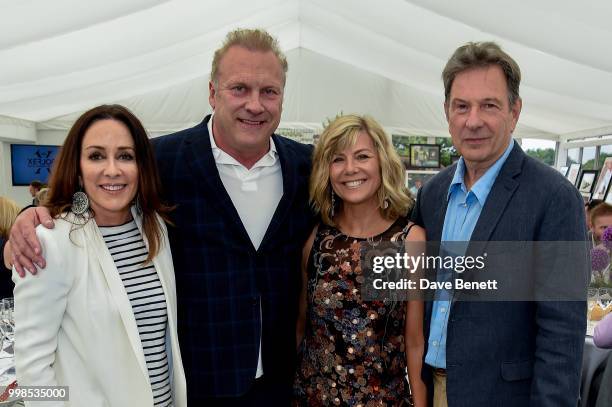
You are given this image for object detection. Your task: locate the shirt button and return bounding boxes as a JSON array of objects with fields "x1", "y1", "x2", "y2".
[
  {"x1": 440, "y1": 307, "x2": 446, "y2": 313},
  {"x1": 432, "y1": 341, "x2": 438, "y2": 347}
]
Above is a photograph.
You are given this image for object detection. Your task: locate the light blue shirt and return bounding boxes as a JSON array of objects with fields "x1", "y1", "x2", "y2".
[{"x1": 425, "y1": 140, "x2": 515, "y2": 369}]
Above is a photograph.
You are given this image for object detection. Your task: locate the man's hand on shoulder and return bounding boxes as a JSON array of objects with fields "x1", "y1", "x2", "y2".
[{"x1": 8, "y1": 207, "x2": 54, "y2": 277}]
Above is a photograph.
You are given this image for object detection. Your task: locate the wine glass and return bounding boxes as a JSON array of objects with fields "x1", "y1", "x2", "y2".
[
  {"x1": 0, "y1": 299, "x2": 13, "y2": 325},
  {"x1": 598, "y1": 288, "x2": 612, "y2": 310},
  {"x1": 587, "y1": 288, "x2": 598, "y2": 320},
  {"x1": 0, "y1": 299, "x2": 14, "y2": 354}
]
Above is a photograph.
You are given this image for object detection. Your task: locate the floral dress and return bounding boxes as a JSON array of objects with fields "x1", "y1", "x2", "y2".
[{"x1": 293, "y1": 218, "x2": 414, "y2": 406}]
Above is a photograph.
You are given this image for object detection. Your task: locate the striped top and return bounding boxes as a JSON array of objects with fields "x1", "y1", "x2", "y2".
[{"x1": 99, "y1": 219, "x2": 172, "y2": 407}]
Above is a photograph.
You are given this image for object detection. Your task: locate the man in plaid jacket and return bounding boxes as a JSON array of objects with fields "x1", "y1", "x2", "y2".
[{"x1": 8, "y1": 28, "x2": 315, "y2": 405}]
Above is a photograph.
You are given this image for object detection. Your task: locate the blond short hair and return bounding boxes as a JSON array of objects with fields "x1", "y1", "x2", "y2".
[
  {"x1": 310, "y1": 115, "x2": 413, "y2": 226},
  {"x1": 210, "y1": 28, "x2": 288, "y2": 85},
  {"x1": 35, "y1": 188, "x2": 50, "y2": 206},
  {"x1": 0, "y1": 196, "x2": 21, "y2": 239}
]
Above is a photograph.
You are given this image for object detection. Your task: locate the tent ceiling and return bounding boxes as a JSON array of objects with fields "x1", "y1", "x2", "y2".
[{"x1": 1, "y1": 0, "x2": 611, "y2": 141}]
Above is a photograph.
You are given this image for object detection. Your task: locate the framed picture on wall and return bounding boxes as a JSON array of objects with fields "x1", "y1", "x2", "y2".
[
  {"x1": 605, "y1": 181, "x2": 612, "y2": 205},
  {"x1": 409, "y1": 144, "x2": 440, "y2": 168},
  {"x1": 566, "y1": 163, "x2": 581, "y2": 186},
  {"x1": 592, "y1": 157, "x2": 612, "y2": 200},
  {"x1": 558, "y1": 166, "x2": 569, "y2": 177},
  {"x1": 406, "y1": 170, "x2": 438, "y2": 198},
  {"x1": 577, "y1": 170, "x2": 598, "y2": 199}
]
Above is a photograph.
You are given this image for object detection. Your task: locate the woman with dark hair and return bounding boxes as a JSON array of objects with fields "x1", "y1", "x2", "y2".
[
  {"x1": 12, "y1": 105, "x2": 186, "y2": 407},
  {"x1": 293, "y1": 114, "x2": 427, "y2": 406}
]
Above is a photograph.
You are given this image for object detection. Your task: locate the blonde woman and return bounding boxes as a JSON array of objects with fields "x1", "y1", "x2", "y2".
[
  {"x1": 0, "y1": 197, "x2": 20, "y2": 241},
  {"x1": 294, "y1": 115, "x2": 427, "y2": 406},
  {"x1": 34, "y1": 188, "x2": 50, "y2": 207},
  {"x1": 0, "y1": 197, "x2": 20, "y2": 296}
]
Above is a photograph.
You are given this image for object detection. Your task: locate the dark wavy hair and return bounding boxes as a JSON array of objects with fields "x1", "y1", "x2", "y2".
[{"x1": 45, "y1": 104, "x2": 172, "y2": 263}]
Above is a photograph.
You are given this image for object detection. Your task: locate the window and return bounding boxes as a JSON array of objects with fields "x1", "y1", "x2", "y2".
[
  {"x1": 598, "y1": 145, "x2": 612, "y2": 168},
  {"x1": 522, "y1": 139, "x2": 555, "y2": 166},
  {"x1": 567, "y1": 148, "x2": 580, "y2": 166},
  {"x1": 582, "y1": 146, "x2": 596, "y2": 170}
]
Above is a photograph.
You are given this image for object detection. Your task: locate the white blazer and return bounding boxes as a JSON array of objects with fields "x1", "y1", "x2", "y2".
[{"x1": 13, "y1": 208, "x2": 187, "y2": 407}]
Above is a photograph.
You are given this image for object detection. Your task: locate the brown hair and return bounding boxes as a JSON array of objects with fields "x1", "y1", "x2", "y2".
[
  {"x1": 46, "y1": 104, "x2": 172, "y2": 263},
  {"x1": 0, "y1": 197, "x2": 21, "y2": 239},
  {"x1": 586, "y1": 199, "x2": 603, "y2": 211},
  {"x1": 210, "y1": 28, "x2": 288, "y2": 85},
  {"x1": 442, "y1": 41, "x2": 521, "y2": 107},
  {"x1": 591, "y1": 202, "x2": 612, "y2": 226},
  {"x1": 310, "y1": 114, "x2": 413, "y2": 226}
]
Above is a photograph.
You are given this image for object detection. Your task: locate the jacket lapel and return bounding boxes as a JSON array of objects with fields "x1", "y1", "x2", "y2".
[
  {"x1": 131, "y1": 210, "x2": 176, "y2": 324},
  {"x1": 133, "y1": 211, "x2": 186, "y2": 401},
  {"x1": 257, "y1": 135, "x2": 300, "y2": 252},
  {"x1": 451, "y1": 144, "x2": 523, "y2": 305},
  {"x1": 429, "y1": 168, "x2": 455, "y2": 242},
  {"x1": 84, "y1": 215, "x2": 149, "y2": 380},
  {"x1": 182, "y1": 115, "x2": 254, "y2": 247},
  {"x1": 469, "y1": 143, "x2": 523, "y2": 242}
]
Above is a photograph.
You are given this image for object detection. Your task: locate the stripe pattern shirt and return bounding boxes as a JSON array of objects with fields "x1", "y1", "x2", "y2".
[{"x1": 99, "y1": 219, "x2": 172, "y2": 407}]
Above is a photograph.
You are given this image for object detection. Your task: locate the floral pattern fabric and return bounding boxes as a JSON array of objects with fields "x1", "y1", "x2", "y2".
[{"x1": 293, "y1": 218, "x2": 413, "y2": 406}]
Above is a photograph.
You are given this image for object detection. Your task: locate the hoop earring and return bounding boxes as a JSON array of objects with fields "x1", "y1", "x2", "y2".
[{"x1": 71, "y1": 191, "x2": 89, "y2": 215}]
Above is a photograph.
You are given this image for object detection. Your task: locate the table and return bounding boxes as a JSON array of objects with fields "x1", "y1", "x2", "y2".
[
  {"x1": 0, "y1": 346, "x2": 19, "y2": 406},
  {"x1": 581, "y1": 336, "x2": 612, "y2": 407}
]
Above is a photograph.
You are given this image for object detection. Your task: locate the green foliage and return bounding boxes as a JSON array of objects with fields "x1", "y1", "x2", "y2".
[
  {"x1": 590, "y1": 279, "x2": 612, "y2": 289},
  {"x1": 599, "y1": 153, "x2": 612, "y2": 168},
  {"x1": 525, "y1": 148, "x2": 555, "y2": 166},
  {"x1": 583, "y1": 159, "x2": 596, "y2": 171},
  {"x1": 391, "y1": 135, "x2": 427, "y2": 157},
  {"x1": 436, "y1": 137, "x2": 456, "y2": 167}
]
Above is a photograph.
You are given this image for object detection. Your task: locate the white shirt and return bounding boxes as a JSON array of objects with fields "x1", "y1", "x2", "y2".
[{"x1": 207, "y1": 116, "x2": 283, "y2": 378}]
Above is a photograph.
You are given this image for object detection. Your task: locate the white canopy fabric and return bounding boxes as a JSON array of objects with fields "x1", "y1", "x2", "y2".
[{"x1": 1, "y1": 0, "x2": 612, "y2": 142}]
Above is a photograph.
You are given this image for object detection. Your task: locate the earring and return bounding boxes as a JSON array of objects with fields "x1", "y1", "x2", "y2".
[
  {"x1": 71, "y1": 191, "x2": 89, "y2": 215},
  {"x1": 383, "y1": 197, "x2": 389, "y2": 209},
  {"x1": 330, "y1": 189, "x2": 336, "y2": 218}
]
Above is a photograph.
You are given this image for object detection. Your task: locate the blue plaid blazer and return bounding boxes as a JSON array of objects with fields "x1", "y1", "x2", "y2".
[{"x1": 152, "y1": 115, "x2": 315, "y2": 400}]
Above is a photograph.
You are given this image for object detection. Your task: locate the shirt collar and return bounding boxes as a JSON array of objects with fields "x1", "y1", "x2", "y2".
[
  {"x1": 447, "y1": 139, "x2": 515, "y2": 204},
  {"x1": 207, "y1": 113, "x2": 278, "y2": 168}
]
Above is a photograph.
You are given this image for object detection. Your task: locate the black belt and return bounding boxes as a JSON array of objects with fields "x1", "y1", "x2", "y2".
[{"x1": 432, "y1": 367, "x2": 447, "y2": 376}]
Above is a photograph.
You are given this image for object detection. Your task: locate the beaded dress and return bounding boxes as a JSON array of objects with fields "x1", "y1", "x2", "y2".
[{"x1": 294, "y1": 218, "x2": 414, "y2": 406}]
